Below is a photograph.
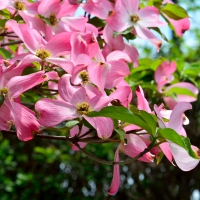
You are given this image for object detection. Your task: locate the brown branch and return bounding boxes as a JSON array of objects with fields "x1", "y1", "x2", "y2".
[{"x1": 1, "y1": 40, "x2": 23, "y2": 47}]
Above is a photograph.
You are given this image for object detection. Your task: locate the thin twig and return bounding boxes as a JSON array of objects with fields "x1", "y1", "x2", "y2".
[{"x1": 1, "y1": 40, "x2": 23, "y2": 47}]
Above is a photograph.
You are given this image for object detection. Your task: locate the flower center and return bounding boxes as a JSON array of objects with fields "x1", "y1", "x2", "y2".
[
  {"x1": 14, "y1": 1, "x2": 26, "y2": 11},
  {"x1": 49, "y1": 14, "x2": 57, "y2": 26},
  {"x1": 36, "y1": 49, "x2": 51, "y2": 60},
  {"x1": 79, "y1": 71, "x2": 89, "y2": 84},
  {"x1": 0, "y1": 87, "x2": 8, "y2": 96},
  {"x1": 77, "y1": 102, "x2": 92, "y2": 115},
  {"x1": 130, "y1": 14, "x2": 140, "y2": 23}
]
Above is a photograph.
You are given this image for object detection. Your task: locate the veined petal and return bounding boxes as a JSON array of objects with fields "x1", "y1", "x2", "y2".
[
  {"x1": 84, "y1": 116, "x2": 113, "y2": 139},
  {"x1": 122, "y1": 0, "x2": 140, "y2": 14},
  {"x1": 7, "y1": 71, "x2": 47, "y2": 98},
  {"x1": 0, "y1": 99, "x2": 12, "y2": 131},
  {"x1": 58, "y1": 74, "x2": 86, "y2": 104},
  {"x1": 46, "y1": 57, "x2": 73, "y2": 74},
  {"x1": 88, "y1": 62, "x2": 111, "y2": 93},
  {"x1": 168, "y1": 102, "x2": 192, "y2": 132},
  {"x1": 119, "y1": 134, "x2": 154, "y2": 162},
  {"x1": 38, "y1": 0, "x2": 61, "y2": 17},
  {"x1": 169, "y1": 142, "x2": 200, "y2": 171},
  {"x1": 106, "y1": 51, "x2": 131, "y2": 62},
  {"x1": 35, "y1": 98, "x2": 78, "y2": 127},
  {"x1": 136, "y1": 86, "x2": 151, "y2": 113},
  {"x1": 133, "y1": 24, "x2": 162, "y2": 51},
  {"x1": 46, "y1": 32, "x2": 72, "y2": 56},
  {"x1": 159, "y1": 142, "x2": 173, "y2": 162},
  {"x1": 8, "y1": 100, "x2": 40, "y2": 141}
]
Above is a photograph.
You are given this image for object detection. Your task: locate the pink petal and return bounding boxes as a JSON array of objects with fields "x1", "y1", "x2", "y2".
[
  {"x1": 88, "y1": 62, "x2": 111, "y2": 93},
  {"x1": 119, "y1": 134, "x2": 154, "y2": 162},
  {"x1": 7, "y1": 71, "x2": 47, "y2": 98},
  {"x1": 134, "y1": 24, "x2": 162, "y2": 51},
  {"x1": 138, "y1": 7, "x2": 167, "y2": 27},
  {"x1": 108, "y1": 149, "x2": 120, "y2": 195},
  {"x1": 46, "y1": 57, "x2": 73, "y2": 74},
  {"x1": 159, "y1": 142, "x2": 173, "y2": 162},
  {"x1": 122, "y1": 0, "x2": 140, "y2": 14},
  {"x1": 168, "y1": 102, "x2": 192, "y2": 132},
  {"x1": 58, "y1": 74, "x2": 86, "y2": 104},
  {"x1": 35, "y1": 98, "x2": 78, "y2": 127},
  {"x1": 106, "y1": 1, "x2": 130, "y2": 32},
  {"x1": 84, "y1": 116, "x2": 113, "y2": 139},
  {"x1": 0, "y1": 99, "x2": 12, "y2": 130},
  {"x1": 8, "y1": 100, "x2": 40, "y2": 141},
  {"x1": 38, "y1": 0, "x2": 61, "y2": 17},
  {"x1": 136, "y1": 86, "x2": 151, "y2": 113},
  {"x1": 110, "y1": 86, "x2": 132, "y2": 108},
  {"x1": 169, "y1": 142, "x2": 200, "y2": 171},
  {"x1": 105, "y1": 60, "x2": 130, "y2": 89},
  {"x1": 106, "y1": 50, "x2": 131, "y2": 62},
  {"x1": 46, "y1": 32, "x2": 72, "y2": 56}
]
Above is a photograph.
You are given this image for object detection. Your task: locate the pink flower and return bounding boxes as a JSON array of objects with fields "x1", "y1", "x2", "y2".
[
  {"x1": 35, "y1": 74, "x2": 114, "y2": 139},
  {"x1": 0, "y1": 63, "x2": 47, "y2": 141},
  {"x1": 107, "y1": 0, "x2": 166, "y2": 50},
  {"x1": 154, "y1": 102, "x2": 200, "y2": 171},
  {"x1": 154, "y1": 61, "x2": 176, "y2": 92}
]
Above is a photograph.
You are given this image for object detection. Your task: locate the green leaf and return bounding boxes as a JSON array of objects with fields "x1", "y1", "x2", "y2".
[
  {"x1": 153, "y1": 0, "x2": 162, "y2": 9},
  {"x1": 0, "y1": 9, "x2": 10, "y2": 19},
  {"x1": 151, "y1": 27, "x2": 169, "y2": 42},
  {"x1": 115, "y1": 128, "x2": 126, "y2": 143},
  {"x1": 87, "y1": 106, "x2": 153, "y2": 135},
  {"x1": 161, "y1": 4, "x2": 189, "y2": 20},
  {"x1": 156, "y1": 152, "x2": 164, "y2": 165},
  {"x1": 0, "y1": 95, "x2": 5, "y2": 107},
  {"x1": 166, "y1": 87, "x2": 197, "y2": 98},
  {"x1": 65, "y1": 120, "x2": 79, "y2": 129},
  {"x1": 158, "y1": 128, "x2": 200, "y2": 159},
  {"x1": 114, "y1": 26, "x2": 134, "y2": 38},
  {"x1": 138, "y1": 111, "x2": 157, "y2": 136},
  {"x1": 88, "y1": 17, "x2": 106, "y2": 27},
  {"x1": 0, "y1": 48, "x2": 12, "y2": 59},
  {"x1": 0, "y1": 19, "x2": 7, "y2": 27}
]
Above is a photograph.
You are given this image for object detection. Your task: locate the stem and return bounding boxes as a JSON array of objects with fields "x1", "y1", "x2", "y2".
[
  {"x1": 39, "y1": 88, "x2": 58, "y2": 92},
  {"x1": 73, "y1": 137, "x2": 162, "y2": 166},
  {"x1": 2, "y1": 131, "x2": 163, "y2": 166},
  {"x1": 0, "y1": 32, "x2": 14, "y2": 36},
  {"x1": 5, "y1": 35, "x2": 19, "y2": 38},
  {"x1": 11, "y1": 10, "x2": 18, "y2": 19},
  {"x1": 1, "y1": 40, "x2": 23, "y2": 47}
]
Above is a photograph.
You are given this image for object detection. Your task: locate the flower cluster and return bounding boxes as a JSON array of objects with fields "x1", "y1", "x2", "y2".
[{"x1": 0, "y1": 0, "x2": 199, "y2": 195}]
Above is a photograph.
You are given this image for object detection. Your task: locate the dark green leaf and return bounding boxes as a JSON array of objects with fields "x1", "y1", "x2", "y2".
[
  {"x1": 88, "y1": 17, "x2": 106, "y2": 27},
  {"x1": 115, "y1": 128, "x2": 126, "y2": 143},
  {"x1": 0, "y1": 95, "x2": 4, "y2": 107},
  {"x1": 114, "y1": 26, "x2": 134, "y2": 38},
  {"x1": 138, "y1": 111, "x2": 157, "y2": 136},
  {"x1": 0, "y1": 48, "x2": 12, "y2": 59},
  {"x1": 87, "y1": 106, "x2": 153, "y2": 134},
  {"x1": 151, "y1": 27, "x2": 169, "y2": 42}
]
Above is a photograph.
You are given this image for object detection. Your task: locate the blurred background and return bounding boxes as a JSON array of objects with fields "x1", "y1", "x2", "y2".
[{"x1": 1, "y1": 0, "x2": 200, "y2": 199}]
